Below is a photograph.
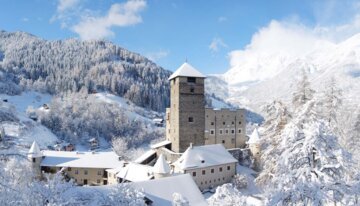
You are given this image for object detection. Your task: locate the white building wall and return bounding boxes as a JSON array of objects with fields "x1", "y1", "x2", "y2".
[{"x1": 177, "y1": 162, "x2": 237, "y2": 191}]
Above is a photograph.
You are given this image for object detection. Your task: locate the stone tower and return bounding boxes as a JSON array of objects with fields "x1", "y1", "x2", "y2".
[
  {"x1": 248, "y1": 128, "x2": 261, "y2": 170},
  {"x1": 166, "y1": 63, "x2": 206, "y2": 153}
]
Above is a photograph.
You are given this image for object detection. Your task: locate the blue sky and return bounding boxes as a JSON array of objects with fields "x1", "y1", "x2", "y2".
[{"x1": 1, "y1": 0, "x2": 359, "y2": 74}]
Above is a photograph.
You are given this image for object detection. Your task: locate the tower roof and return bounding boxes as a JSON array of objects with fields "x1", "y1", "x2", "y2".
[
  {"x1": 153, "y1": 154, "x2": 171, "y2": 174},
  {"x1": 28, "y1": 141, "x2": 42, "y2": 158},
  {"x1": 248, "y1": 128, "x2": 260, "y2": 144},
  {"x1": 168, "y1": 62, "x2": 206, "y2": 80}
]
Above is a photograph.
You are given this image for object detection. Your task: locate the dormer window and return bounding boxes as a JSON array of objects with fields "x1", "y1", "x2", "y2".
[{"x1": 187, "y1": 77, "x2": 196, "y2": 83}]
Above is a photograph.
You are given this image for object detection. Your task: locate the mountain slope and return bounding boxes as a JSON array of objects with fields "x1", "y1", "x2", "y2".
[{"x1": 0, "y1": 31, "x2": 171, "y2": 112}]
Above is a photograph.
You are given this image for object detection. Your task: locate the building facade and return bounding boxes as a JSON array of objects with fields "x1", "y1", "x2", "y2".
[
  {"x1": 166, "y1": 63, "x2": 206, "y2": 153},
  {"x1": 173, "y1": 144, "x2": 238, "y2": 191},
  {"x1": 204, "y1": 108, "x2": 247, "y2": 149}
]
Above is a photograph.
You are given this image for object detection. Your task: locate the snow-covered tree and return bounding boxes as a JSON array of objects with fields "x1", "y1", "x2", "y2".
[
  {"x1": 172, "y1": 193, "x2": 190, "y2": 206},
  {"x1": 99, "y1": 184, "x2": 145, "y2": 206},
  {"x1": 292, "y1": 69, "x2": 315, "y2": 111},
  {"x1": 112, "y1": 137, "x2": 128, "y2": 158},
  {"x1": 207, "y1": 184, "x2": 248, "y2": 206},
  {"x1": 263, "y1": 100, "x2": 359, "y2": 205}
]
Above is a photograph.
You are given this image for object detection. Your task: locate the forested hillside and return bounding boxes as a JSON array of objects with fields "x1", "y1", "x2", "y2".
[{"x1": 0, "y1": 31, "x2": 170, "y2": 112}]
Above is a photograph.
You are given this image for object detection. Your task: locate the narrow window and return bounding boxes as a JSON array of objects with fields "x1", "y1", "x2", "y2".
[
  {"x1": 231, "y1": 138, "x2": 235, "y2": 144},
  {"x1": 190, "y1": 87, "x2": 194, "y2": 93},
  {"x1": 75, "y1": 170, "x2": 79, "y2": 175},
  {"x1": 97, "y1": 170, "x2": 102, "y2": 176},
  {"x1": 187, "y1": 77, "x2": 196, "y2": 83},
  {"x1": 223, "y1": 122, "x2": 225, "y2": 125},
  {"x1": 32, "y1": 158, "x2": 36, "y2": 163},
  {"x1": 222, "y1": 140, "x2": 225, "y2": 144},
  {"x1": 210, "y1": 130, "x2": 215, "y2": 135},
  {"x1": 238, "y1": 129, "x2": 241, "y2": 134},
  {"x1": 219, "y1": 129, "x2": 223, "y2": 135},
  {"x1": 225, "y1": 129, "x2": 229, "y2": 134},
  {"x1": 227, "y1": 166, "x2": 231, "y2": 170},
  {"x1": 211, "y1": 122, "x2": 214, "y2": 126},
  {"x1": 188, "y1": 117, "x2": 194, "y2": 122},
  {"x1": 232, "y1": 121, "x2": 234, "y2": 125},
  {"x1": 67, "y1": 167, "x2": 71, "y2": 171},
  {"x1": 238, "y1": 121, "x2": 242, "y2": 125},
  {"x1": 192, "y1": 172, "x2": 196, "y2": 177},
  {"x1": 84, "y1": 170, "x2": 88, "y2": 175},
  {"x1": 202, "y1": 170, "x2": 206, "y2": 175},
  {"x1": 97, "y1": 179, "x2": 100, "y2": 184},
  {"x1": 211, "y1": 169, "x2": 214, "y2": 173},
  {"x1": 231, "y1": 129, "x2": 235, "y2": 134},
  {"x1": 219, "y1": 167, "x2": 223, "y2": 172}
]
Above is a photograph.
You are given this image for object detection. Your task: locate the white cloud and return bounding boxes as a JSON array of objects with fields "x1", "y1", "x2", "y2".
[
  {"x1": 226, "y1": 11, "x2": 360, "y2": 83},
  {"x1": 57, "y1": 0, "x2": 81, "y2": 12},
  {"x1": 22, "y1": 18, "x2": 29, "y2": 22},
  {"x1": 72, "y1": 0, "x2": 146, "y2": 40},
  {"x1": 146, "y1": 51, "x2": 169, "y2": 61},
  {"x1": 209, "y1": 37, "x2": 228, "y2": 52}
]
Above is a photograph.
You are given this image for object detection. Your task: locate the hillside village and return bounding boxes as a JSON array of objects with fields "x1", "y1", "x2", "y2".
[{"x1": 26, "y1": 63, "x2": 262, "y2": 205}]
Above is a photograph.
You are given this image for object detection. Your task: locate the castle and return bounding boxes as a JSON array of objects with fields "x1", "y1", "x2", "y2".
[{"x1": 28, "y1": 62, "x2": 261, "y2": 192}]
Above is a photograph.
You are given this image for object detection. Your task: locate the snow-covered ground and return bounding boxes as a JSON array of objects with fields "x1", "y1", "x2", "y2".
[{"x1": 0, "y1": 91, "x2": 58, "y2": 154}]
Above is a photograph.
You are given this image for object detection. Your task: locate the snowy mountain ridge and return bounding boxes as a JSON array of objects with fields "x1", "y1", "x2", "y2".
[{"x1": 208, "y1": 32, "x2": 360, "y2": 115}]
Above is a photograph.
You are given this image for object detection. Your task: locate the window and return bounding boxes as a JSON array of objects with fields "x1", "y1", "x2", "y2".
[
  {"x1": 219, "y1": 167, "x2": 223, "y2": 172},
  {"x1": 75, "y1": 170, "x2": 79, "y2": 175},
  {"x1": 205, "y1": 181, "x2": 207, "y2": 184},
  {"x1": 187, "y1": 77, "x2": 196, "y2": 83},
  {"x1": 32, "y1": 158, "x2": 36, "y2": 163},
  {"x1": 192, "y1": 172, "x2": 196, "y2": 177},
  {"x1": 209, "y1": 180, "x2": 211, "y2": 183},
  {"x1": 190, "y1": 87, "x2": 194, "y2": 93},
  {"x1": 223, "y1": 122, "x2": 225, "y2": 125},
  {"x1": 211, "y1": 169, "x2": 214, "y2": 173},
  {"x1": 84, "y1": 170, "x2": 88, "y2": 175},
  {"x1": 238, "y1": 121, "x2": 242, "y2": 125},
  {"x1": 97, "y1": 179, "x2": 100, "y2": 184},
  {"x1": 67, "y1": 167, "x2": 71, "y2": 171},
  {"x1": 231, "y1": 138, "x2": 235, "y2": 144},
  {"x1": 225, "y1": 129, "x2": 229, "y2": 134},
  {"x1": 232, "y1": 121, "x2": 234, "y2": 125},
  {"x1": 202, "y1": 170, "x2": 206, "y2": 175},
  {"x1": 211, "y1": 122, "x2": 214, "y2": 125},
  {"x1": 210, "y1": 130, "x2": 215, "y2": 135},
  {"x1": 222, "y1": 140, "x2": 225, "y2": 144},
  {"x1": 231, "y1": 129, "x2": 235, "y2": 134},
  {"x1": 223, "y1": 177, "x2": 225, "y2": 181},
  {"x1": 219, "y1": 129, "x2": 223, "y2": 135},
  {"x1": 97, "y1": 170, "x2": 102, "y2": 176},
  {"x1": 227, "y1": 166, "x2": 231, "y2": 170},
  {"x1": 188, "y1": 117, "x2": 194, "y2": 122},
  {"x1": 238, "y1": 129, "x2": 242, "y2": 134}
]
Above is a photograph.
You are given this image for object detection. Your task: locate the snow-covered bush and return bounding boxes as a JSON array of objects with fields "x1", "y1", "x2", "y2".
[
  {"x1": 172, "y1": 193, "x2": 190, "y2": 206},
  {"x1": 232, "y1": 174, "x2": 248, "y2": 190},
  {"x1": 207, "y1": 184, "x2": 247, "y2": 206}
]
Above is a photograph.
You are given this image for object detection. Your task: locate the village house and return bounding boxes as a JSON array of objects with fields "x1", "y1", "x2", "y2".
[
  {"x1": 173, "y1": 144, "x2": 238, "y2": 191},
  {"x1": 28, "y1": 141, "x2": 123, "y2": 186}
]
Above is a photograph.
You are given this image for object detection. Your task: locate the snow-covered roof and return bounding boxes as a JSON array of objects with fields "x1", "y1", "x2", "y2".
[
  {"x1": 168, "y1": 62, "x2": 206, "y2": 80},
  {"x1": 40, "y1": 151, "x2": 123, "y2": 169},
  {"x1": 248, "y1": 128, "x2": 260, "y2": 144},
  {"x1": 150, "y1": 140, "x2": 171, "y2": 149},
  {"x1": 153, "y1": 154, "x2": 171, "y2": 174},
  {"x1": 134, "y1": 149, "x2": 156, "y2": 164},
  {"x1": 28, "y1": 141, "x2": 42, "y2": 158},
  {"x1": 132, "y1": 174, "x2": 207, "y2": 206},
  {"x1": 174, "y1": 144, "x2": 238, "y2": 170},
  {"x1": 116, "y1": 163, "x2": 154, "y2": 182}
]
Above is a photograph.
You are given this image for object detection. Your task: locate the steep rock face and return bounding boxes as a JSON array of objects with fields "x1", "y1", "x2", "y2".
[{"x1": 0, "y1": 31, "x2": 171, "y2": 112}]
